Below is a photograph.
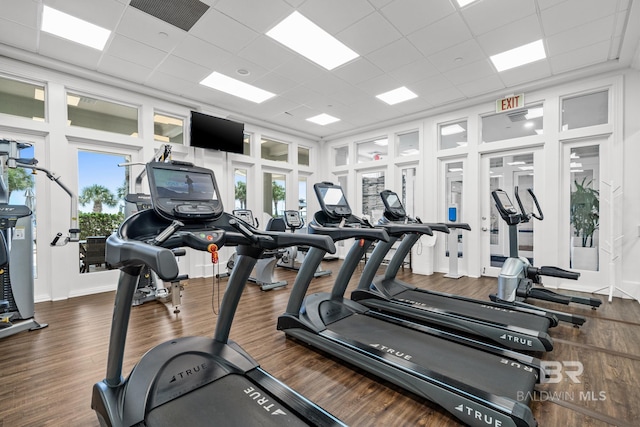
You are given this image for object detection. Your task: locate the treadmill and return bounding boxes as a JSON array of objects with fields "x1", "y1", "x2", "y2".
[
  {"x1": 351, "y1": 189, "x2": 557, "y2": 352},
  {"x1": 92, "y1": 162, "x2": 345, "y2": 427},
  {"x1": 278, "y1": 182, "x2": 543, "y2": 427}
]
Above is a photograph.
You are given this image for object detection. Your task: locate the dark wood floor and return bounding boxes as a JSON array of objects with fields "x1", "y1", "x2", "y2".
[{"x1": 1, "y1": 260, "x2": 639, "y2": 426}]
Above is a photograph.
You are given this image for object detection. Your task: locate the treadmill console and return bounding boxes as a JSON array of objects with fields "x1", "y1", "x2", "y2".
[
  {"x1": 283, "y1": 210, "x2": 303, "y2": 229},
  {"x1": 314, "y1": 182, "x2": 351, "y2": 219},
  {"x1": 146, "y1": 161, "x2": 222, "y2": 221},
  {"x1": 380, "y1": 190, "x2": 406, "y2": 221},
  {"x1": 232, "y1": 209, "x2": 256, "y2": 226}
]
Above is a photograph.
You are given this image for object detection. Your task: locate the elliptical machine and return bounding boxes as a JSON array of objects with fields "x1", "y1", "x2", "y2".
[{"x1": 491, "y1": 187, "x2": 602, "y2": 326}]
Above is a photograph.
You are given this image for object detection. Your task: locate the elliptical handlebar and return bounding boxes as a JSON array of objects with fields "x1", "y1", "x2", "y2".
[{"x1": 514, "y1": 186, "x2": 544, "y2": 221}]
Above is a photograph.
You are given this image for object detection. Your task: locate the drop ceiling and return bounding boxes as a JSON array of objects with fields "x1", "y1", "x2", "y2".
[{"x1": 0, "y1": 0, "x2": 638, "y2": 141}]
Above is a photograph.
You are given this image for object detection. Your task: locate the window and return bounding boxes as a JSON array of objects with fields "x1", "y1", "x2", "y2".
[
  {"x1": 154, "y1": 112, "x2": 184, "y2": 144},
  {"x1": 261, "y1": 138, "x2": 288, "y2": 162},
  {"x1": 361, "y1": 171, "x2": 385, "y2": 222},
  {"x1": 439, "y1": 120, "x2": 467, "y2": 149},
  {"x1": 0, "y1": 75, "x2": 45, "y2": 121},
  {"x1": 234, "y1": 168, "x2": 247, "y2": 210},
  {"x1": 482, "y1": 104, "x2": 543, "y2": 143},
  {"x1": 243, "y1": 133, "x2": 251, "y2": 156},
  {"x1": 298, "y1": 146, "x2": 310, "y2": 166},
  {"x1": 77, "y1": 150, "x2": 129, "y2": 273},
  {"x1": 298, "y1": 176, "x2": 308, "y2": 222},
  {"x1": 67, "y1": 93, "x2": 138, "y2": 135},
  {"x1": 569, "y1": 145, "x2": 600, "y2": 271},
  {"x1": 263, "y1": 172, "x2": 286, "y2": 217},
  {"x1": 562, "y1": 90, "x2": 608, "y2": 131},
  {"x1": 334, "y1": 146, "x2": 349, "y2": 166},
  {"x1": 397, "y1": 131, "x2": 419, "y2": 157},
  {"x1": 401, "y1": 167, "x2": 416, "y2": 216},
  {"x1": 357, "y1": 137, "x2": 388, "y2": 163}
]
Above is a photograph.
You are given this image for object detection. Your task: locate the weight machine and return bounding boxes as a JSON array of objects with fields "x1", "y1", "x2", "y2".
[{"x1": 0, "y1": 138, "x2": 79, "y2": 338}]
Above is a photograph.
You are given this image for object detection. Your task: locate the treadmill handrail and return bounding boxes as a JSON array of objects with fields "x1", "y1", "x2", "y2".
[
  {"x1": 377, "y1": 222, "x2": 434, "y2": 236},
  {"x1": 308, "y1": 221, "x2": 390, "y2": 242}
]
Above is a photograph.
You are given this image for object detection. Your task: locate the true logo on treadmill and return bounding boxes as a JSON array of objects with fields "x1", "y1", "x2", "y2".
[
  {"x1": 499, "y1": 333, "x2": 533, "y2": 347},
  {"x1": 244, "y1": 387, "x2": 287, "y2": 415},
  {"x1": 369, "y1": 343, "x2": 413, "y2": 360},
  {"x1": 454, "y1": 403, "x2": 503, "y2": 426},
  {"x1": 169, "y1": 362, "x2": 207, "y2": 383}
]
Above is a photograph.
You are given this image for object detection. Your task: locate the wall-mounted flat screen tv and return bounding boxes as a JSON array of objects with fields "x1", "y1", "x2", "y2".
[{"x1": 190, "y1": 111, "x2": 245, "y2": 154}]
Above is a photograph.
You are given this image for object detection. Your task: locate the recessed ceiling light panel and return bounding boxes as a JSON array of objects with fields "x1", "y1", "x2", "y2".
[
  {"x1": 376, "y1": 86, "x2": 418, "y2": 105},
  {"x1": 307, "y1": 113, "x2": 340, "y2": 125},
  {"x1": 41, "y1": 6, "x2": 111, "y2": 50},
  {"x1": 490, "y1": 39, "x2": 546, "y2": 72},
  {"x1": 200, "y1": 72, "x2": 275, "y2": 103},
  {"x1": 267, "y1": 11, "x2": 358, "y2": 70}
]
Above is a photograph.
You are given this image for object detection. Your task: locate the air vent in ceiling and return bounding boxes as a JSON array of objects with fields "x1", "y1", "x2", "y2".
[{"x1": 129, "y1": 0, "x2": 209, "y2": 32}]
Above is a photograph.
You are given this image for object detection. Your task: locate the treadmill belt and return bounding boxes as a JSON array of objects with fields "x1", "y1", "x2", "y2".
[
  {"x1": 146, "y1": 374, "x2": 309, "y2": 426},
  {"x1": 328, "y1": 313, "x2": 537, "y2": 401},
  {"x1": 393, "y1": 286, "x2": 551, "y2": 330}
]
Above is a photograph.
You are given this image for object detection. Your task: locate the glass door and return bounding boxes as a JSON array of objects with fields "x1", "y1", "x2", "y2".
[{"x1": 481, "y1": 149, "x2": 541, "y2": 277}]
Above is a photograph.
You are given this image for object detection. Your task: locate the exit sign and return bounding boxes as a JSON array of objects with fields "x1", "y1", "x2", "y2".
[{"x1": 496, "y1": 94, "x2": 524, "y2": 113}]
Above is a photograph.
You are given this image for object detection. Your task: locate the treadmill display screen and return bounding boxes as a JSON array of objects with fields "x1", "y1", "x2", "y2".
[
  {"x1": 314, "y1": 183, "x2": 351, "y2": 218},
  {"x1": 147, "y1": 162, "x2": 223, "y2": 221},
  {"x1": 151, "y1": 168, "x2": 217, "y2": 201},
  {"x1": 380, "y1": 190, "x2": 406, "y2": 220}
]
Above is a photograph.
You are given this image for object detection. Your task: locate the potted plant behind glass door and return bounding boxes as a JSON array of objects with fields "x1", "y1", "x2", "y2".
[{"x1": 570, "y1": 177, "x2": 599, "y2": 270}]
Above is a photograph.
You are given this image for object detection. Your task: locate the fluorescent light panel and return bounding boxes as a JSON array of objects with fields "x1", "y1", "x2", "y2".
[
  {"x1": 267, "y1": 11, "x2": 358, "y2": 70},
  {"x1": 490, "y1": 39, "x2": 546, "y2": 72},
  {"x1": 307, "y1": 113, "x2": 340, "y2": 125},
  {"x1": 200, "y1": 72, "x2": 275, "y2": 103},
  {"x1": 376, "y1": 86, "x2": 418, "y2": 105},
  {"x1": 456, "y1": 0, "x2": 479, "y2": 7},
  {"x1": 41, "y1": 6, "x2": 111, "y2": 50}
]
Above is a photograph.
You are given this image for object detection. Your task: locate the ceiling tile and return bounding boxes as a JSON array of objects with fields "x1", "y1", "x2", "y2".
[
  {"x1": 475, "y1": 14, "x2": 543, "y2": 56},
  {"x1": 298, "y1": 0, "x2": 375, "y2": 34},
  {"x1": 171, "y1": 34, "x2": 235, "y2": 70},
  {"x1": 214, "y1": 0, "x2": 291, "y2": 33},
  {"x1": 408, "y1": 13, "x2": 472, "y2": 57},
  {"x1": 461, "y1": 0, "x2": 536, "y2": 36},
  {"x1": 548, "y1": 40, "x2": 611, "y2": 74},
  {"x1": 106, "y1": 34, "x2": 168, "y2": 69},
  {"x1": 115, "y1": 7, "x2": 188, "y2": 53},
  {"x1": 237, "y1": 35, "x2": 297, "y2": 71},
  {"x1": 153, "y1": 54, "x2": 211, "y2": 81},
  {"x1": 541, "y1": 0, "x2": 618, "y2": 36},
  {"x1": 356, "y1": 73, "x2": 403, "y2": 96},
  {"x1": 427, "y1": 39, "x2": 486, "y2": 73},
  {"x1": 337, "y1": 11, "x2": 403, "y2": 56},
  {"x1": 38, "y1": 33, "x2": 103, "y2": 70},
  {"x1": 380, "y1": 0, "x2": 455, "y2": 35},
  {"x1": 457, "y1": 74, "x2": 505, "y2": 98},
  {"x1": 388, "y1": 58, "x2": 440, "y2": 84},
  {"x1": 547, "y1": 15, "x2": 615, "y2": 57},
  {"x1": 273, "y1": 57, "x2": 326, "y2": 84},
  {"x1": 190, "y1": 8, "x2": 258, "y2": 53},
  {"x1": 97, "y1": 55, "x2": 154, "y2": 84},
  {"x1": 411, "y1": 74, "x2": 454, "y2": 95},
  {"x1": 332, "y1": 58, "x2": 385, "y2": 86},
  {"x1": 424, "y1": 86, "x2": 466, "y2": 106},
  {"x1": 445, "y1": 59, "x2": 496, "y2": 85},
  {"x1": 0, "y1": 18, "x2": 38, "y2": 52},
  {"x1": 497, "y1": 59, "x2": 552, "y2": 87},
  {"x1": 1, "y1": 0, "x2": 39, "y2": 28},
  {"x1": 251, "y1": 71, "x2": 298, "y2": 94},
  {"x1": 367, "y1": 38, "x2": 423, "y2": 72}
]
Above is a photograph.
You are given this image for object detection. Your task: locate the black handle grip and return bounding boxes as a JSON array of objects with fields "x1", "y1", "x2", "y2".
[
  {"x1": 537, "y1": 266, "x2": 580, "y2": 280},
  {"x1": 50, "y1": 232, "x2": 62, "y2": 246}
]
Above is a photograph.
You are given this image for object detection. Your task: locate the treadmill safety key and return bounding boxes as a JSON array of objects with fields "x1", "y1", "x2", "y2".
[{"x1": 208, "y1": 244, "x2": 219, "y2": 264}]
